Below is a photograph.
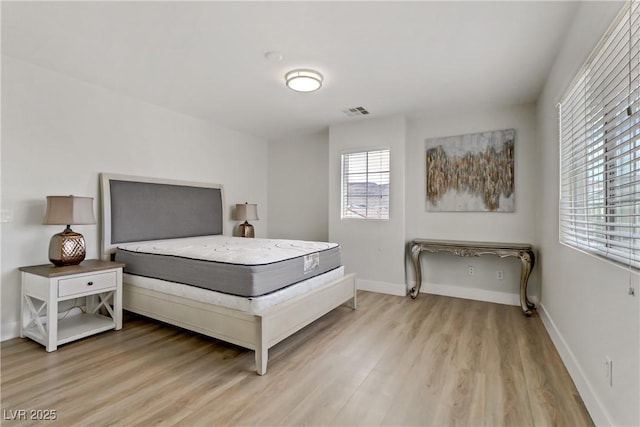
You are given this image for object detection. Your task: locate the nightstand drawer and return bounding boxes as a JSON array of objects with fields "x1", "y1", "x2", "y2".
[{"x1": 58, "y1": 271, "x2": 117, "y2": 297}]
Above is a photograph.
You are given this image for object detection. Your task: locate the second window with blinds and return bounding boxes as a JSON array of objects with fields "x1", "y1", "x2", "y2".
[
  {"x1": 559, "y1": 1, "x2": 640, "y2": 269},
  {"x1": 341, "y1": 149, "x2": 390, "y2": 220}
]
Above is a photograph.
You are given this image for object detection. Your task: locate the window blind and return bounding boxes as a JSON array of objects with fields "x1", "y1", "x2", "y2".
[
  {"x1": 559, "y1": 0, "x2": 640, "y2": 268},
  {"x1": 341, "y1": 149, "x2": 390, "y2": 220}
]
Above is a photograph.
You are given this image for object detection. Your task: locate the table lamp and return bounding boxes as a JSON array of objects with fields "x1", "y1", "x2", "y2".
[
  {"x1": 234, "y1": 202, "x2": 258, "y2": 238},
  {"x1": 43, "y1": 195, "x2": 96, "y2": 266}
]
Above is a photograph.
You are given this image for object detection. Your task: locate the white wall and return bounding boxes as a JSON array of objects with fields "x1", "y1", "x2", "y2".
[
  {"x1": 306, "y1": 106, "x2": 537, "y2": 302},
  {"x1": 537, "y1": 2, "x2": 639, "y2": 426},
  {"x1": 405, "y1": 103, "x2": 540, "y2": 306},
  {"x1": 1, "y1": 56, "x2": 268, "y2": 339},
  {"x1": 267, "y1": 130, "x2": 329, "y2": 241},
  {"x1": 328, "y1": 116, "x2": 406, "y2": 296}
]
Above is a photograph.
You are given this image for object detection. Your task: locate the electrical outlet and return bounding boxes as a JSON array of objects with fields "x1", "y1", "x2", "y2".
[
  {"x1": 496, "y1": 270, "x2": 504, "y2": 280},
  {"x1": 605, "y1": 356, "x2": 613, "y2": 387},
  {"x1": 467, "y1": 266, "x2": 475, "y2": 276}
]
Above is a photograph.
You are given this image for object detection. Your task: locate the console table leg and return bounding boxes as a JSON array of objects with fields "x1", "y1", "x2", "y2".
[
  {"x1": 410, "y1": 244, "x2": 422, "y2": 299},
  {"x1": 518, "y1": 251, "x2": 535, "y2": 316}
]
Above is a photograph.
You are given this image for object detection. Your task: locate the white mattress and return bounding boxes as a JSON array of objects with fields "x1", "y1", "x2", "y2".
[
  {"x1": 116, "y1": 235, "x2": 342, "y2": 297},
  {"x1": 118, "y1": 235, "x2": 338, "y2": 264},
  {"x1": 124, "y1": 266, "x2": 345, "y2": 315}
]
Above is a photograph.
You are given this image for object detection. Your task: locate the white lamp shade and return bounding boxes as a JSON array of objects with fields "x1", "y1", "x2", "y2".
[
  {"x1": 43, "y1": 195, "x2": 96, "y2": 225},
  {"x1": 285, "y1": 69, "x2": 323, "y2": 92},
  {"x1": 234, "y1": 203, "x2": 259, "y2": 221}
]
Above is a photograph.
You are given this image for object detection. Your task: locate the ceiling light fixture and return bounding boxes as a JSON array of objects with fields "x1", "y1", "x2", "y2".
[{"x1": 285, "y1": 69, "x2": 323, "y2": 92}]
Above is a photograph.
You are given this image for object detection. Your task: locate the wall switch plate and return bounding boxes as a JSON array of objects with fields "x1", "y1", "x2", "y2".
[{"x1": 0, "y1": 209, "x2": 14, "y2": 223}]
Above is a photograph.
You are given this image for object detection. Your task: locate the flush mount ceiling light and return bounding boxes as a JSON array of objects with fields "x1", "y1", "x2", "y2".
[{"x1": 285, "y1": 69, "x2": 323, "y2": 92}]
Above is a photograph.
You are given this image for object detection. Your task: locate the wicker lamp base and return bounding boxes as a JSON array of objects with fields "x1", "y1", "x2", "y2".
[
  {"x1": 49, "y1": 227, "x2": 86, "y2": 266},
  {"x1": 238, "y1": 221, "x2": 255, "y2": 238}
]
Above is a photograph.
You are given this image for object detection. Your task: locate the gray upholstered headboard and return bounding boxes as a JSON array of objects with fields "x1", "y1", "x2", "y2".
[{"x1": 100, "y1": 173, "x2": 224, "y2": 259}]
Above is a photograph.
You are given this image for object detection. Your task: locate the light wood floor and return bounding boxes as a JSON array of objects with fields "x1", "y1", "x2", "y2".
[{"x1": 1, "y1": 291, "x2": 593, "y2": 427}]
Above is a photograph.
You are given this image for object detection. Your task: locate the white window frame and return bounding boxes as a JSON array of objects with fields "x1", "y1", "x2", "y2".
[
  {"x1": 340, "y1": 148, "x2": 390, "y2": 220},
  {"x1": 559, "y1": 1, "x2": 640, "y2": 269}
]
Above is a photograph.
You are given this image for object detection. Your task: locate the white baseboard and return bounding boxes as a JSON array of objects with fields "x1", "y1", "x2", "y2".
[
  {"x1": 538, "y1": 303, "x2": 613, "y2": 427},
  {"x1": 357, "y1": 278, "x2": 407, "y2": 296},
  {"x1": 1, "y1": 321, "x2": 20, "y2": 342},
  {"x1": 415, "y1": 281, "x2": 521, "y2": 306}
]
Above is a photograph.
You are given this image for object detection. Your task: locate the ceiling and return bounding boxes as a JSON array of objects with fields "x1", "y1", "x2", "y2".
[{"x1": 1, "y1": 1, "x2": 579, "y2": 140}]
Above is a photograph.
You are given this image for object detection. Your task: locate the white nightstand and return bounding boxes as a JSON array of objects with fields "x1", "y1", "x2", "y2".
[{"x1": 19, "y1": 260, "x2": 125, "y2": 351}]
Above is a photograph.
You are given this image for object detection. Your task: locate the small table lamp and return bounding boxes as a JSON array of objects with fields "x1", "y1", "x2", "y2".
[
  {"x1": 234, "y1": 202, "x2": 259, "y2": 238},
  {"x1": 43, "y1": 195, "x2": 96, "y2": 266}
]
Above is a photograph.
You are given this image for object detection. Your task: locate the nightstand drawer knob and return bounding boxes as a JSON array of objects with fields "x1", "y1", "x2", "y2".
[{"x1": 87, "y1": 281, "x2": 94, "y2": 286}]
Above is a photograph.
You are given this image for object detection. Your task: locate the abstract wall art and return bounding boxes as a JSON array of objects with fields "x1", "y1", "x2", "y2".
[{"x1": 425, "y1": 128, "x2": 515, "y2": 212}]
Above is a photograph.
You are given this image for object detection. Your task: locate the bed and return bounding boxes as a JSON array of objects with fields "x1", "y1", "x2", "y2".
[{"x1": 100, "y1": 173, "x2": 356, "y2": 375}]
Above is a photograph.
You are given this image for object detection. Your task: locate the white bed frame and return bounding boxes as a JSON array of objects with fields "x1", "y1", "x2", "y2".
[{"x1": 100, "y1": 173, "x2": 356, "y2": 375}]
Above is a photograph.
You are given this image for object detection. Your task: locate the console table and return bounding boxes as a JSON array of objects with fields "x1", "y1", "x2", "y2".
[{"x1": 409, "y1": 239, "x2": 536, "y2": 316}]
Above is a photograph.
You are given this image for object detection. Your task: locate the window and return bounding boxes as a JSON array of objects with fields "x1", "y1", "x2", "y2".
[
  {"x1": 559, "y1": 1, "x2": 640, "y2": 268},
  {"x1": 341, "y1": 149, "x2": 390, "y2": 220}
]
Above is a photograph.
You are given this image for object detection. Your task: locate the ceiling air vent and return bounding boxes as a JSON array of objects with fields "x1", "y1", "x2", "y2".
[{"x1": 342, "y1": 106, "x2": 370, "y2": 117}]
